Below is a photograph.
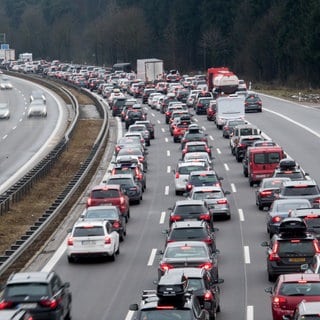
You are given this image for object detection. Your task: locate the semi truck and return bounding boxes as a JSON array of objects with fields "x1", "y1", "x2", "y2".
[
  {"x1": 136, "y1": 58, "x2": 163, "y2": 83},
  {"x1": 207, "y1": 67, "x2": 239, "y2": 95}
]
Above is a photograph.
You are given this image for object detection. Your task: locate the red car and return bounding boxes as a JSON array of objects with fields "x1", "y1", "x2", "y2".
[
  {"x1": 173, "y1": 121, "x2": 190, "y2": 143},
  {"x1": 86, "y1": 184, "x2": 130, "y2": 221},
  {"x1": 265, "y1": 273, "x2": 320, "y2": 320},
  {"x1": 206, "y1": 101, "x2": 217, "y2": 121}
]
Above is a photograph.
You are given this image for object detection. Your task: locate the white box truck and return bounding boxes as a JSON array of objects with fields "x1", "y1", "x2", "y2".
[
  {"x1": 215, "y1": 94, "x2": 245, "y2": 129},
  {"x1": 136, "y1": 58, "x2": 163, "y2": 82}
]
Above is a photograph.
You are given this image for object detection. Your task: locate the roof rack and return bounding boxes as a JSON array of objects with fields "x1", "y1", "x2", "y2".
[
  {"x1": 279, "y1": 159, "x2": 297, "y2": 170},
  {"x1": 279, "y1": 217, "x2": 307, "y2": 236}
]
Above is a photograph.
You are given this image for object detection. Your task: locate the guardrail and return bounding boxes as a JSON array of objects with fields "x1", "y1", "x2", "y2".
[{"x1": 0, "y1": 74, "x2": 109, "y2": 281}]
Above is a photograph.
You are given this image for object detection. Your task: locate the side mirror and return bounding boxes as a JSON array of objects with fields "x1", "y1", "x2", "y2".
[
  {"x1": 212, "y1": 227, "x2": 219, "y2": 232},
  {"x1": 162, "y1": 229, "x2": 169, "y2": 234},
  {"x1": 129, "y1": 304, "x2": 139, "y2": 311},
  {"x1": 63, "y1": 282, "x2": 70, "y2": 288},
  {"x1": 214, "y1": 278, "x2": 224, "y2": 284},
  {"x1": 67, "y1": 228, "x2": 72, "y2": 234},
  {"x1": 218, "y1": 177, "x2": 224, "y2": 181},
  {"x1": 224, "y1": 191, "x2": 231, "y2": 195},
  {"x1": 261, "y1": 241, "x2": 270, "y2": 247},
  {"x1": 264, "y1": 287, "x2": 273, "y2": 294}
]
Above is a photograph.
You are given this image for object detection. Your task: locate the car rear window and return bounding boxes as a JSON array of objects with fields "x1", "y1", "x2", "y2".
[
  {"x1": 254, "y1": 152, "x2": 281, "y2": 164},
  {"x1": 279, "y1": 282, "x2": 320, "y2": 296},
  {"x1": 278, "y1": 240, "x2": 316, "y2": 255},
  {"x1": 193, "y1": 190, "x2": 223, "y2": 200},
  {"x1": 178, "y1": 166, "x2": 205, "y2": 175},
  {"x1": 108, "y1": 178, "x2": 134, "y2": 187},
  {"x1": 170, "y1": 228, "x2": 207, "y2": 240},
  {"x1": 85, "y1": 209, "x2": 118, "y2": 220},
  {"x1": 282, "y1": 185, "x2": 319, "y2": 196},
  {"x1": 239, "y1": 128, "x2": 258, "y2": 135},
  {"x1": 190, "y1": 174, "x2": 218, "y2": 184},
  {"x1": 165, "y1": 245, "x2": 207, "y2": 258},
  {"x1": 174, "y1": 205, "x2": 206, "y2": 215},
  {"x1": 73, "y1": 226, "x2": 105, "y2": 237},
  {"x1": 6, "y1": 283, "x2": 49, "y2": 298},
  {"x1": 91, "y1": 189, "x2": 119, "y2": 198}
]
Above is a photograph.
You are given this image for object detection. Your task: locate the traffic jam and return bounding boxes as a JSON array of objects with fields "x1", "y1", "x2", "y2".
[{"x1": 1, "y1": 61, "x2": 320, "y2": 320}]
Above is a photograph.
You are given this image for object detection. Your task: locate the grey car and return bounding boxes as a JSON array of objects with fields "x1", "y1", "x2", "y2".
[{"x1": 0, "y1": 103, "x2": 10, "y2": 119}]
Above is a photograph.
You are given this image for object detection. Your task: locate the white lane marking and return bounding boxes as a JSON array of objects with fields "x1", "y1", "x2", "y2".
[
  {"x1": 224, "y1": 163, "x2": 229, "y2": 171},
  {"x1": 165, "y1": 137, "x2": 168, "y2": 142},
  {"x1": 3, "y1": 135, "x2": 8, "y2": 140},
  {"x1": 151, "y1": 113, "x2": 155, "y2": 117},
  {"x1": 167, "y1": 150, "x2": 170, "y2": 157},
  {"x1": 161, "y1": 128, "x2": 165, "y2": 133},
  {"x1": 165, "y1": 186, "x2": 169, "y2": 195},
  {"x1": 125, "y1": 310, "x2": 135, "y2": 320},
  {"x1": 167, "y1": 166, "x2": 171, "y2": 173},
  {"x1": 42, "y1": 241, "x2": 67, "y2": 272},
  {"x1": 216, "y1": 148, "x2": 221, "y2": 154},
  {"x1": 209, "y1": 135, "x2": 214, "y2": 141},
  {"x1": 231, "y1": 183, "x2": 237, "y2": 193},
  {"x1": 157, "y1": 120, "x2": 161, "y2": 124},
  {"x1": 194, "y1": 118, "x2": 198, "y2": 122},
  {"x1": 202, "y1": 126, "x2": 206, "y2": 131},
  {"x1": 147, "y1": 248, "x2": 157, "y2": 266},
  {"x1": 238, "y1": 208, "x2": 244, "y2": 221},
  {"x1": 244, "y1": 246, "x2": 251, "y2": 264},
  {"x1": 12, "y1": 126, "x2": 17, "y2": 130},
  {"x1": 159, "y1": 211, "x2": 166, "y2": 224},
  {"x1": 264, "y1": 107, "x2": 320, "y2": 139},
  {"x1": 20, "y1": 118, "x2": 23, "y2": 121},
  {"x1": 247, "y1": 305, "x2": 254, "y2": 320}
]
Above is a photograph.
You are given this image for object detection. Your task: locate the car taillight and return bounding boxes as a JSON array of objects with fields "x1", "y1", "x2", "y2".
[
  {"x1": 160, "y1": 263, "x2": 174, "y2": 272},
  {"x1": 272, "y1": 296, "x2": 287, "y2": 308},
  {"x1": 105, "y1": 237, "x2": 112, "y2": 244},
  {"x1": 313, "y1": 240, "x2": 320, "y2": 253},
  {"x1": 260, "y1": 190, "x2": 273, "y2": 197},
  {"x1": 165, "y1": 111, "x2": 170, "y2": 116},
  {"x1": 203, "y1": 237, "x2": 212, "y2": 244},
  {"x1": 86, "y1": 198, "x2": 92, "y2": 207},
  {"x1": 113, "y1": 221, "x2": 120, "y2": 228},
  {"x1": 115, "y1": 146, "x2": 121, "y2": 153},
  {"x1": 269, "y1": 241, "x2": 280, "y2": 261},
  {"x1": 313, "y1": 198, "x2": 320, "y2": 205},
  {"x1": 217, "y1": 199, "x2": 228, "y2": 205},
  {"x1": 199, "y1": 262, "x2": 213, "y2": 270},
  {"x1": 40, "y1": 298, "x2": 58, "y2": 309},
  {"x1": 0, "y1": 300, "x2": 13, "y2": 309},
  {"x1": 170, "y1": 215, "x2": 182, "y2": 222},
  {"x1": 238, "y1": 143, "x2": 245, "y2": 148},
  {"x1": 67, "y1": 237, "x2": 73, "y2": 246},
  {"x1": 271, "y1": 216, "x2": 282, "y2": 223},
  {"x1": 204, "y1": 290, "x2": 213, "y2": 301},
  {"x1": 186, "y1": 184, "x2": 192, "y2": 191},
  {"x1": 139, "y1": 156, "x2": 144, "y2": 162},
  {"x1": 200, "y1": 213, "x2": 211, "y2": 221},
  {"x1": 130, "y1": 187, "x2": 137, "y2": 191},
  {"x1": 175, "y1": 172, "x2": 180, "y2": 178},
  {"x1": 120, "y1": 196, "x2": 125, "y2": 205}
]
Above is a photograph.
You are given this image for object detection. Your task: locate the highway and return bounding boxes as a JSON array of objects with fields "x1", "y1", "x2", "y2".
[
  {"x1": 0, "y1": 75, "x2": 69, "y2": 193},
  {"x1": 26, "y1": 93, "x2": 320, "y2": 320}
]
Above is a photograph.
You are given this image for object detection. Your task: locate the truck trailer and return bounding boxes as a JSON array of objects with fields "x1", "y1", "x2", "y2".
[{"x1": 136, "y1": 58, "x2": 163, "y2": 83}]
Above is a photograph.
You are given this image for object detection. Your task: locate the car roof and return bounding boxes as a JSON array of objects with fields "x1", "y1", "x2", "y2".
[
  {"x1": 107, "y1": 174, "x2": 134, "y2": 179},
  {"x1": 85, "y1": 205, "x2": 118, "y2": 212},
  {"x1": 191, "y1": 186, "x2": 223, "y2": 192},
  {"x1": 190, "y1": 170, "x2": 217, "y2": 176},
  {"x1": 177, "y1": 161, "x2": 206, "y2": 168},
  {"x1": 73, "y1": 220, "x2": 107, "y2": 228},
  {"x1": 165, "y1": 267, "x2": 205, "y2": 278},
  {"x1": 174, "y1": 200, "x2": 205, "y2": 206},
  {"x1": 165, "y1": 240, "x2": 208, "y2": 248},
  {"x1": 282, "y1": 179, "x2": 317, "y2": 187},
  {"x1": 170, "y1": 220, "x2": 208, "y2": 228},
  {"x1": 279, "y1": 273, "x2": 320, "y2": 282},
  {"x1": 91, "y1": 184, "x2": 121, "y2": 191},
  {"x1": 7, "y1": 271, "x2": 52, "y2": 284},
  {"x1": 297, "y1": 301, "x2": 320, "y2": 316}
]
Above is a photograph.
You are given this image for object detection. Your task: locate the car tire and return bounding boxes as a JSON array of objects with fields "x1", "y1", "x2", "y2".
[
  {"x1": 175, "y1": 190, "x2": 180, "y2": 196},
  {"x1": 268, "y1": 273, "x2": 277, "y2": 282},
  {"x1": 249, "y1": 180, "x2": 254, "y2": 187},
  {"x1": 67, "y1": 256, "x2": 75, "y2": 264},
  {"x1": 243, "y1": 170, "x2": 248, "y2": 177},
  {"x1": 110, "y1": 251, "x2": 116, "y2": 261},
  {"x1": 116, "y1": 245, "x2": 120, "y2": 255},
  {"x1": 258, "y1": 204, "x2": 264, "y2": 211},
  {"x1": 236, "y1": 154, "x2": 241, "y2": 162}
]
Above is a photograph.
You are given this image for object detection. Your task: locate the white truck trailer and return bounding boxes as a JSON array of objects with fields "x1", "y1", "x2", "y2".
[{"x1": 136, "y1": 58, "x2": 163, "y2": 83}]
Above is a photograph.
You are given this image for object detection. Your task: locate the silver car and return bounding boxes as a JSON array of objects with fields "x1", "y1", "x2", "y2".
[
  {"x1": 28, "y1": 100, "x2": 47, "y2": 117},
  {"x1": 0, "y1": 102, "x2": 10, "y2": 119},
  {"x1": 173, "y1": 161, "x2": 209, "y2": 195}
]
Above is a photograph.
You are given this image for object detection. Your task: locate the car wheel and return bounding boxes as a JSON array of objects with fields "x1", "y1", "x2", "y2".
[
  {"x1": 249, "y1": 180, "x2": 254, "y2": 187},
  {"x1": 116, "y1": 244, "x2": 120, "y2": 255},
  {"x1": 243, "y1": 170, "x2": 248, "y2": 177},
  {"x1": 175, "y1": 190, "x2": 180, "y2": 196},
  {"x1": 236, "y1": 154, "x2": 241, "y2": 162},
  {"x1": 258, "y1": 204, "x2": 264, "y2": 211},
  {"x1": 217, "y1": 304, "x2": 221, "y2": 312},
  {"x1": 210, "y1": 310, "x2": 217, "y2": 320},
  {"x1": 110, "y1": 250, "x2": 116, "y2": 261},
  {"x1": 65, "y1": 304, "x2": 72, "y2": 320},
  {"x1": 120, "y1": 232, "x2": 124, "y2": 242},
  {"x1": 268, "y1": 273, "x2": 277, "y2": 282}
]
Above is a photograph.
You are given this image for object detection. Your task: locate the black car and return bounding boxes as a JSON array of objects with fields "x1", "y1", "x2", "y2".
[
  {"x1": 125, "y1": 110, "x2": 146, "y2": 129},
  {"x1": 234, "y1": 135, "x2": 262, "y2": 162},
  {"x1": 0, "y1": 271, "x2": 72, "y2": 320},
  {"x1": 129, "y1": 272, "x2": 210, "y2": 320},
  {"x1": 158, "y1": 241, "x2": 219, "y2": 281},
  {"x1": 261, "y1": 218, "x2": 320, "y2": 281},
  {"x1": 244, "y1": 91, "x2": 262, "y2": 112},
  {"x1": 180, "y1": 125, "x2": 208, "y2": 150},
  {"x1": 105, "y1": 174, "x2": 143, "y2": 204},
  {"x1": 162, "y1": 268, "x2": 224, "y2": 320},
  {"x1": 112, "y1": 97, "x2": 127, "y2": 117},
  {"x1": 163, "y1": 220, "x2": 218, "y2": 252}
]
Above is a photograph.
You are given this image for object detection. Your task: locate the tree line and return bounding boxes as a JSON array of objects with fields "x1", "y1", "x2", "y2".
[{"x1": 0, "y1": 0, "x2": 319, "y2": 87}]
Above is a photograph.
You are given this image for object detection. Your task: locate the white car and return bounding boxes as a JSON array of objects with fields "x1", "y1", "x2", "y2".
[
  {"x1": 30, "y1": 90, "x2": 46, "y2": 104},
  {"x1": 0, "y1": 102, "x2": 10, "y2": 119},
  {"x1": 28, "y1": 100, "x2": 47, "y2": 117},
  {"x1": 173, "y1": 161, "x2": 209, "y2": 195},
  {"x1": 0, "y1": 76, "x2": 13, "y2": 90},
  {"x1": 67, "y1": 220, "x2": 120, "y2": 263}
]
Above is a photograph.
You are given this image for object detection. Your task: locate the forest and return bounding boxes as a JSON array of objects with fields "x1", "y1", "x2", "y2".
[{"x1": 0, "y1": 0, "x2": 319, "y2": 86}]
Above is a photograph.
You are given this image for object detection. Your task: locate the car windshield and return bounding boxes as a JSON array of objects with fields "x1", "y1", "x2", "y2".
[
  {"x1": 187, "y1": 278, "x2": 204, "y2": 291},
  {"x1": 283, "y1": 185, "x2": 319, "y2": 196},
  {"x1": 190, "y1": 175, "x2": 218, "y2": 185},
  {"x1": 192, "y1": 190, "x2": 223, "y2": 200},
  {"x1": 279, "y1": 282, "x2": 320, "y2": 296},
  {"x1": 165, "y1": 245, "x2": 208, "y2": 259},
  {"x1": 108, "y1": 178, "x2": 134, "y2": 187},
  {"x1": 73, "y1": 226, "x2": 104, "y2": 237},
  {"x1": 178, "y1": 166, "x2": 205, "y2": 174},
  {"x1": 84, "y1": 209, "x2": 118, "y2": 220},
  {"x1": 174, "y1": 205, "x2": 206, "y2": 214},
  {"x1": 91, "y1": 189, "x2": 119, "y2": 199},
  {"x1": 140, "y1": 310, "x2": 192, "y2": 320},
  {"x1": 5, "y1": 283, "x2": 49, "y2": 298},
  {"x1": 170, "y1": 228, "x2": 207, "y2": 240},
  {"x1": 278, "y1": 240, "x2": 315, "y2": 255}
]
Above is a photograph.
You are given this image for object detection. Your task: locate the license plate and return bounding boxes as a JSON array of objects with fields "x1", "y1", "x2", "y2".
[
  {"x1": 289, "y1": 257, "x2": 305, "y2": 263},
  {"x1": 82, "y1": 240, "x2": 96, "y2": 245},
  {"x1": 184, "y1": 219, "x2": 195, "y2": 221},
  {"x1": 18, "y1": 303, "x2": 37, "y2": 309}
]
